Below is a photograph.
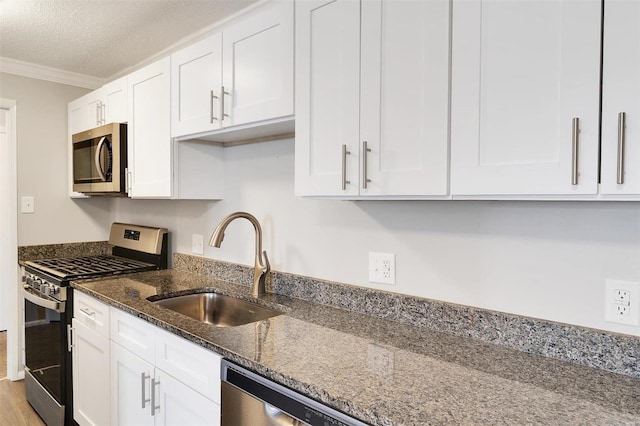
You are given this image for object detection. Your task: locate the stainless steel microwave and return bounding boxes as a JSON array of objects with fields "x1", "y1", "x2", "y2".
[{"x1": 72, "y1": 123, "x2": 127, "y2": 195}]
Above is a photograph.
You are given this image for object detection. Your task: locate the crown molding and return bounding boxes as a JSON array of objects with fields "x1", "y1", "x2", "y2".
[{"x1": 0, "y1": 57, "x2": 105, "y2": 90}]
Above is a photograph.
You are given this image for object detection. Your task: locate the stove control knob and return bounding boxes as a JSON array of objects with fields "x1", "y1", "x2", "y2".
[
  {"x1": 42, "y1": 285, "x2": 51, "y2": 296},
  {"x1": 26, "y1": 276, "x2": 33, "y2": 286}
]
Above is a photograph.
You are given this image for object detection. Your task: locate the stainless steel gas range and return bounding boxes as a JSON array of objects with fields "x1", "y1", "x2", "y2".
[{"x1": 21, "y1": 223, "x2": 169, "y2": 426}]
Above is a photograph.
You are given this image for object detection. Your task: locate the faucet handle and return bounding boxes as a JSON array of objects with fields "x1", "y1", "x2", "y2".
[{"x1": 261, "y1": 250, "x2": 271, "y2": 273}]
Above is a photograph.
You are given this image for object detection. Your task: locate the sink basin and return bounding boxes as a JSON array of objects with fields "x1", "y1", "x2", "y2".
[{"x1": 150, "y1": 292, "x2": 283, "y2": 327}]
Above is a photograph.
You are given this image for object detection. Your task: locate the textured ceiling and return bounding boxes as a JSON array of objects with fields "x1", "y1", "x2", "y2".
[{"x1": 0, "y1": 0, "x2": 259, "y2": 80}]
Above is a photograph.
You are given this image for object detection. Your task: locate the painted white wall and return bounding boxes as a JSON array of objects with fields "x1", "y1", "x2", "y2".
[
  {"x1": 0, "y1": 73, "x2": 112, "y2": 245},
  {"x1": 112, "y1": 138, "x2": 640, "y2": 337}
]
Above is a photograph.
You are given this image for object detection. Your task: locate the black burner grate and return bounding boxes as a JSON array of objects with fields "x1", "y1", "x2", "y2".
[{"x1": 26, "y1": 255, "x2": 155, "y2": 280}]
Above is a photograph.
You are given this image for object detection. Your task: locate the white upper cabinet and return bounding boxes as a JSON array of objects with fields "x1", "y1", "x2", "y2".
[
  {"x1": 102, "y1": 77, "x2": 128, "y2": 124},
  {"x1": 171, "y1": 33, "x2": 223, "y2": 137},
  {"x1": 222, "y1": 0, "x2": 294, "y2": 127},
  {"x1": 295, "y1": 0, "x2": 450, "y2": 198},
  {"x1": 295, "y1": 0, "x2": 360, "y2": 197},
  {"x1": 171, "y1": 0, "x2": 293, "y2": 140},
  {"x1": 127, "y1": 57, "x2": 172, "y2": 198},
  {"x1": 360, "y1": 0, "x2": 450, "y2": 197},
  {"x1": 70, "y1": 77, "x2": 128, "y2": 134},
  {"x1": 451, "y1": 0, "x2": 601, "y2": 196},
  {"x1": 601, "y1": 0, "x2": 640, "y2": 195}
]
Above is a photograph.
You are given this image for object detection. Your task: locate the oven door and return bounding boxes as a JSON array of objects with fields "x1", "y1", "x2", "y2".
[{"x1": 23, "y1": 286, "x2": 68, "y2": 406}]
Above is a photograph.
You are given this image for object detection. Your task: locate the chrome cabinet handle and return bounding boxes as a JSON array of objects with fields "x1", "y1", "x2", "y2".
[
  {"x1": 221, "y1": 86, "x2": 230, "y2": 121},
  {"x1": 571, "y1": 117, "x2": 580, "y2": 185},
  {"x1": 362, "y1": 141, "x2": 372, "y2": 189},
  {"x1": 617, "y1": 112, "x2": 626, "y2": 184},
  {"x1": 210, "y1": 90, "x2": 219, "y2": 123},
  {"x1": 141, "y1": 372, "x2": 150, "y2": 409},
  {"x1": 67, "y1": 324, "x2": 73, "y2": 352},
  {"x1": 96, "y1": 103, "x2": 100, "y2": 126},
  {"x1": 341, "y1": 144, "x2": 351, "y2": 190},
  {"x1": 151, "y1": 377, "x2": 160, "y2": 416}
]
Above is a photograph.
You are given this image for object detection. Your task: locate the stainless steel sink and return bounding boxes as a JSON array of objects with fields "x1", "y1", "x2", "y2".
[{"x1": 150, "y1": 292, "x2": 283, "y2": 327}]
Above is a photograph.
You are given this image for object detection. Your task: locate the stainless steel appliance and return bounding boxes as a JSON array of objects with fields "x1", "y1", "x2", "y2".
[
  {"x1": 72, "y1": 122, "x2": 127, "y2": 195},
  {"x1": 22, "y1": 223, "x2": 169, "y2": 426},
  {"x1": 221, "y1": 360, "x2": 369, "y2": 426}
]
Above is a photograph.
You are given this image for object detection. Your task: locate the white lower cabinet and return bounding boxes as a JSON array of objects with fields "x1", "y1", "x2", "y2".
[
  {"x1": 72, "y1": 319, "x2": 111, "y2": 426},
  {"x1": 111, "y1": 342, "x2": 154, "y2": 426},
  {"x1": 153, "y1": 370, "x2": 220, "y2": 426},
  {"x1": 111, "y1": 345, "x2": 220, "y2": 426},
  {"x1": 72, "y1": 292, "x2": 221, "y2": 426}
]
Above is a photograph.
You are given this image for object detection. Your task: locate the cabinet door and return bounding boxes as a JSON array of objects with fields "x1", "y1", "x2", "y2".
[
  {"x1": 601, "y1": 0, "x2": 640, "y2": 195},
  {"x1": 73, "y1": 319, "x2": 110, "y2": 426},
  {"x1": 69, "y1": 94, "x2": 92, "y2": 135},
  {"x1": 127, "y1": 57, "x2": 172, "y2": 198},
  {"x1": 360, "y1": 0, "x2": 449, "y2": 197},
  {"x1": 171, "y1": 33, "x2": 223, "y2": 137},
  {"x1": 153, "y1": 370, "x2": 220, "y2": 426},
  {"x1": 111, "y1": 342, "x2": 154, "y2": 426},
  {"x1": 451, "y1": 0, "x2": 601, "y2": 196},
  {"x1": 294, "y1": 0, "x2": 360, "y2": 197},
  {"x1": 222, "y1": 0, "x2": 294, "y2": 127},
  {"x1": 103, "y1": 76, "x2": 128, "y2": 124},
  {"x1": 85, "y1": 91, "x2": 104, "y2": 128}
]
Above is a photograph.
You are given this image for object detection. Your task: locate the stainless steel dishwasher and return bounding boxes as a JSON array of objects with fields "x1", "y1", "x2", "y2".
[{"x1": 221, "y1": 360, "x2": 370, "y2": 426}]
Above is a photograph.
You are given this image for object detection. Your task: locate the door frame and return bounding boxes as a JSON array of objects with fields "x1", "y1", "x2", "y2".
[{"x1": 0, "y1": 98, "x2": 21, "y2": 380}]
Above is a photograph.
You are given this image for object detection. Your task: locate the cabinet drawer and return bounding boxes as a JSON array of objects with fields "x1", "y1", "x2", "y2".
[
  {"x1": 155, "y1": 327, "x2": 221, "y2": 404},
  {"x1": 73, "y1": 291, "x2": 110, "y2": 338},
  {"x1": 110, "y1": 308, "x2": 156, "y2": 364}
]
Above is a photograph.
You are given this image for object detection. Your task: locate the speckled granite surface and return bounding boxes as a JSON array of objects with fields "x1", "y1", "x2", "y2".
[
  {"x1": 18, "y1": 241, "x2": 111, "y2": 263},
  {"x1": 73, "y1": 270, "x2": 640, "y2": 426},
  {"x1": 174, "y1": 254, "x2": 640, "y2": 379}
]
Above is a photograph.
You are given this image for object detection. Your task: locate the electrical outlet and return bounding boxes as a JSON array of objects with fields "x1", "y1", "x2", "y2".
[
  {"x1": 369, "y1": 252, "x2": 395, "y2": 285},
  {"x1": 605, "y1": 279, "x2": 640, "y2": 326},
  {"x1": 191, "y1": 234, "x2": 204, "y2": 255}
]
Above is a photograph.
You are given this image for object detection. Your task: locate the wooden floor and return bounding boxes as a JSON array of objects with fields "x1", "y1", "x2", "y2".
[
  {"x1": 0, "y1": 379, "x2": 45, "y2": 426},
  {"x1": 0, "y1": 331, "x2": 6, "y2": 379},
  {"x1": 0, "y1": 332, "x2": 45, "y2": 426}
]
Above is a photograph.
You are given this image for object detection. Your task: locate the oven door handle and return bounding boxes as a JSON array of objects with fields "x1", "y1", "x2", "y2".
[
  {"x1": 23, "y1": 285, "x2": 66, "y2": 313},
  {"x1": 94, "y1": 136, "x2": 109, "y2": 182}
]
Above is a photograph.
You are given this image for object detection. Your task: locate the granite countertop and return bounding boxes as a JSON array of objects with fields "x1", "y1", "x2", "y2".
[{"x1": 72, "y1": 270, "x2": 640, "y2": 425}]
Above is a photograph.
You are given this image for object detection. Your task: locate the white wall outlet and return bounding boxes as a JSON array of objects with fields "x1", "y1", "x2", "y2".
[
  {"x1": 191, "y1": 234, "x2": 204, "y2": 255},
  {"x1": 21, "y1": 196, "x2": 34, "y2": 213},
  {"x1": 605, "y1": 279, "x2": 640, "y2": 326},
  {"x1": 369, "y1": 252, "x2": 395, "y2": 285}
]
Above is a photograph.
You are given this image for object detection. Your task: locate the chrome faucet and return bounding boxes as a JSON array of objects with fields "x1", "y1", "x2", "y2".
[{"x1": 208, "y1": 212, "x2": 271, "y2": 298}]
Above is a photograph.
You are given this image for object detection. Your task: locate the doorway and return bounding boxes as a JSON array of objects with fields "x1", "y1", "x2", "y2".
[{"x1": 0, "y1": 99, "x2": 20, "y2": 381}]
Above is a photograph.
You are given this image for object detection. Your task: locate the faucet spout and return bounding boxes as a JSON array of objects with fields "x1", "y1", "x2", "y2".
[{"x1": 209, "y1": 212, "x2": 271, "y2": 298}]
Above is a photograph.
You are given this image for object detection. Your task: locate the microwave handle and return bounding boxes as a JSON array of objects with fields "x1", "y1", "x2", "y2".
[{"x1": 94, "y1": 136, "x2": 108, "y2": 182}]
